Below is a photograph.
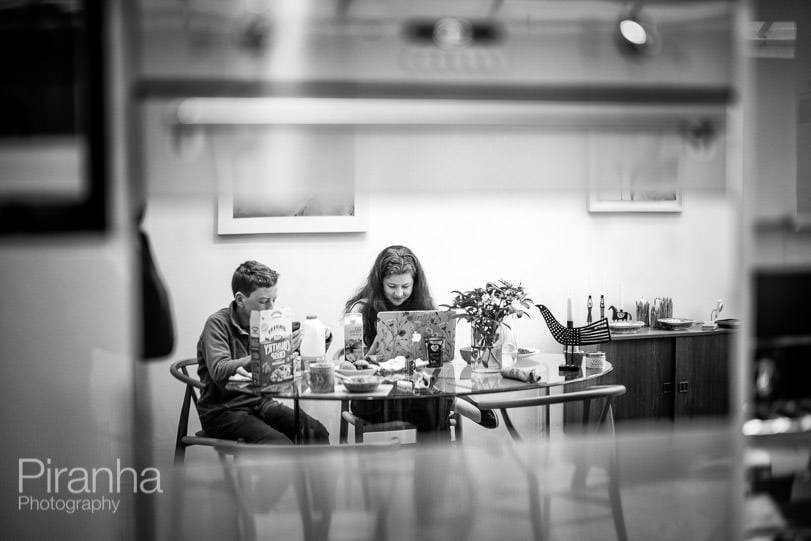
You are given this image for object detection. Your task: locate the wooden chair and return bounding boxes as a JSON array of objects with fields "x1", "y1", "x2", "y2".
[
  {"x1": 471, "y1": 384, "x2": 629, "y2": 541},
  {"x1": 451, "y1": 396, "x2": 499, "y2": 443},
  {"x1": 333, "y1": 348, "x2": 418, "y2": 444},
  {"x1": 215, "y1": 439, "x2": 402, "y2": 541},
  {"x1": 339, "y1": 403, "x2": 419, "y2": 444},
  {"x1": 169, "y1": 358, "x2": 235, "y2": 464}
]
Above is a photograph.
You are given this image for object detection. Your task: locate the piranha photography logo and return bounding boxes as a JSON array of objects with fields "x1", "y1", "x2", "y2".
[{"x1": 18, "y1": 458, "x2": 162, "y2": 514}]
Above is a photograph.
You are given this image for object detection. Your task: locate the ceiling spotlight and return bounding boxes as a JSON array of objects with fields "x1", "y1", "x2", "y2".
[
  {"x1": 619, "y1": 18, "x2": 648, "y2": 46},
  {"x1": 616, "y1": 6, "x2": 656, "y2": 56}
]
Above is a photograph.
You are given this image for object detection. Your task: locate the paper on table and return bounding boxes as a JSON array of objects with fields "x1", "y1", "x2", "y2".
[
  {"x1": 501, "y1": 366, "x2": 542, "y2": 383},
  {"x1": 229, "y1": 372, "x2": 252, "y2": 382},
  {"x1": 378, "y1": 357, "x2": 428, "y2": 372}
]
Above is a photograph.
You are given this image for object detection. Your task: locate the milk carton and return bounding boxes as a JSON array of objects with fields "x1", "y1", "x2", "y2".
[{"x1": 343, "y1": 313, "x2": 365, "y2": 363}]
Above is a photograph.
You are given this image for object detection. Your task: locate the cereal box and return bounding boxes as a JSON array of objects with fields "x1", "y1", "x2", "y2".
[
  {"x1": 250, "y1": 307, "x2": 293, "y2": 386},
  {"x1": 343, "y1": 313, "x2": 365, "y2": 363}
]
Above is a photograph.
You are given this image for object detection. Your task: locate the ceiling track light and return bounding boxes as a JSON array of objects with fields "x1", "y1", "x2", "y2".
[{"x1": 616, "y1": 3, "x2": 657, "y2": 57}]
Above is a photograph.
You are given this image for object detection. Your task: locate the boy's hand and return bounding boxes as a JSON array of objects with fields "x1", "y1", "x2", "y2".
[{"x1": 235, "y1": 366, "x2": 252, "y2": 378}]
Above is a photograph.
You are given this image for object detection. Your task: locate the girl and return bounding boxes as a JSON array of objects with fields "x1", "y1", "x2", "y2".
[
  {"x1": 345, "y1": 245, "x2": 434, "y2": 349},
  {"x1": 344, "y1": 245, "x2": 449, "y2": 437}
]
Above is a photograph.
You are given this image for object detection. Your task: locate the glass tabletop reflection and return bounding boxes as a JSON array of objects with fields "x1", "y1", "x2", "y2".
[{"x1": 226, "y1": 353, "x2": 613, "y2": 402}]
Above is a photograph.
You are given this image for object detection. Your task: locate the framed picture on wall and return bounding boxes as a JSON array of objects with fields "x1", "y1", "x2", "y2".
[
  {"x1": 213, "y1": 126, "x2": 368, "y2": 235},
  {"x1": 587, "y1": 130, "x2": 683, "y2": 213}
]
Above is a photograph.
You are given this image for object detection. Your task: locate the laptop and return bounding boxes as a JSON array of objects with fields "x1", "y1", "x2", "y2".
[{"x1": 372, "y1": 310, "x2": 457, "y2": 364}]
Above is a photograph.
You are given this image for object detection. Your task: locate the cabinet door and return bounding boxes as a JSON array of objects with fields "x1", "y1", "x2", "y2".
[
  {"x1": 565, "y1": 339, "x2": 675, "y2": 425},
  {"x1": 674, "y1": 333, "x2": 731, "y2": 420},
  {"x1": 606, "y1": 339, "x2": 676, "y2": 421}
]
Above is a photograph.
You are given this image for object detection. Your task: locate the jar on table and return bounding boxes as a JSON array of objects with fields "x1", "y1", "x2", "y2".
[{"x1": 585, "y1": 351, "x2": 606, "y2": 370}]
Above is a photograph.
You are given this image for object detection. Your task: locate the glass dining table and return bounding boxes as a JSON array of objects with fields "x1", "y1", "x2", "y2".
[{"x1": 227, "y1": 352, "x2": 614, "y2": 443}]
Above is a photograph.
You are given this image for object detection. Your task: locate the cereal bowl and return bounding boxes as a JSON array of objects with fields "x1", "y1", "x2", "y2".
[{"x1": 341, "y1": 375, "x2": 383, "y2": 393}]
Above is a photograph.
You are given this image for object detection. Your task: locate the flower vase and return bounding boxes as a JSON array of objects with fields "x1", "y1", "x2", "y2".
[{"x1": 470, "y1": 325, "x2": 502, "y2": 373}]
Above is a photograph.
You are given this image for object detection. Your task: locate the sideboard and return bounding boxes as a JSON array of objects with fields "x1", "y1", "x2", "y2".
[{"x1": 565, "y1": 327, "x2": 734, "y2": 425}]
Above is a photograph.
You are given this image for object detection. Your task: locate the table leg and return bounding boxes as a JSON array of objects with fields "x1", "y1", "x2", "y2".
[
  {"x1": 542, "y1": 387, "x2": 551, "y2": 438},
  {"x1": 293, "y1": 397, "x2": 300, "y2": 444}
]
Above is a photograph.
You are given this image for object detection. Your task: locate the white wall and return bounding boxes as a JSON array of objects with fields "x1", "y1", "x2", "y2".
[{"x1": 142, "y1": 111, "x2": 740, "y2": 447}]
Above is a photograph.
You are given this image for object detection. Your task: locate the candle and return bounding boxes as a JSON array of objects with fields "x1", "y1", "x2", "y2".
[
  {"x1": 620, "y1": 285, "x2": 624, "y2": 310},
  {"x1": 567, "y1": 296, "x2": 573, "y2": 322}
]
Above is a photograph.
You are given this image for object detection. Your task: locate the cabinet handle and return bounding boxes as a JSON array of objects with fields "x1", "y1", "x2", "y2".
[
  {"x1": 663, "y1": 382, "x2": 674, "y2": 394},
  {"x1": 678, "y1": 381, "x2": 689, "y2": 393}
]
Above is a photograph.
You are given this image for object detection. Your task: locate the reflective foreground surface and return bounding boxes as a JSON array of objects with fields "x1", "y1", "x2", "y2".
[{"x1": 163, "y1": 423, "x2": 737, "y2": 540}]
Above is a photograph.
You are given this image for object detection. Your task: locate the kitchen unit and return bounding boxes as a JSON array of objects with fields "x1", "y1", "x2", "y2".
[{"x1": 566, "y1": 327, "x2": 733, "y2": 426}]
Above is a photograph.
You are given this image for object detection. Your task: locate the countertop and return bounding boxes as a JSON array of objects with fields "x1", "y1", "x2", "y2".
[{"x1": 606, "y1": 325, "x2": 735, "y2": 341}]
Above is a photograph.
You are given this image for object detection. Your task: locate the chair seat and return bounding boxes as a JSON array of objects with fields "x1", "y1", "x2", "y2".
[
  {"x1": 341, "y1": 411, "x2": 415, "y2": 431},
  {"x1": 340, "y1": 410, "x2": 417, "y2": 444},
  {"x1": 182, "y1": 432, "x2": 230, "y2": 448}
]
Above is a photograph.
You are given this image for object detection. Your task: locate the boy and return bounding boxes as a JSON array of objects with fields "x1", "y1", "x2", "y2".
[{"x1": 196, "y1": 260, "x2": 329, "y2": 444}]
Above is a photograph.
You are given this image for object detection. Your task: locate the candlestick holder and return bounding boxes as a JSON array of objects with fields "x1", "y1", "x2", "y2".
[{"x1": 537, "y1": 304, "x2": 612, "y2": 372}]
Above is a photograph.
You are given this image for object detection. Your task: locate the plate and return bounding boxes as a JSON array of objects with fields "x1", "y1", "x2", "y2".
[
  {"x1": 715, "y1": 318, "x2": 739, "y2": 329},
  {"x1": 335, "y1": 367, "x2": 376, "y2": 378},
  {"x1": 608, "y1": 321, "x2": 645, "y2": 333},
  {"x1": 658, "y1": 318, "x2": 695, "y2": 330}
]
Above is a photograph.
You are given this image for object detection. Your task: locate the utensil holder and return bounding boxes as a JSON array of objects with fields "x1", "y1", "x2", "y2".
[{"x1": 651, "y1": 297, "x2": 673, "y2": 329}]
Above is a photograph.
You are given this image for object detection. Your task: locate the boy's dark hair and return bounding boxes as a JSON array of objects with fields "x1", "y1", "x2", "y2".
[{"x1": 231, "y1": 260, "x2": 279, "y2": 296}]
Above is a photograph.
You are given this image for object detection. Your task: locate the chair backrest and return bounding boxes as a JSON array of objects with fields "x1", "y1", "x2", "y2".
[
  {"x1": 475, "y1": 385, "x2": 627, "y2": 441},
  {"x1": 169, "y1": 358, "x2": 204, "y2": 428},
  {"x1": 170, "y1": 358, "x2": 218, "y2": 463},
  {"x1": 169, "y1": 358, "x2": 204, "y2": 392},
  {"x1": 475, "y1": 385, "x2": 630, "y2": 541}
]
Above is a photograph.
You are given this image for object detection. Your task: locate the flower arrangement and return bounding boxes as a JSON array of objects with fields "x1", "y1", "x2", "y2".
[{"x1": 442, "y1": 280, "x2": 534, "y2": 348}]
